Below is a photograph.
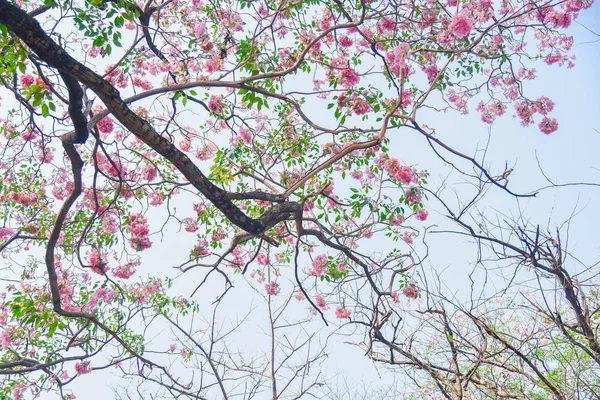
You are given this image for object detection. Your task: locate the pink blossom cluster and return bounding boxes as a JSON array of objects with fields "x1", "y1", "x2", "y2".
[
  {"x1": 126, "y1": 213, "x2": 152, "y2": 251},
  {"x1": 402, "y1": 283, "x2": 419, "y2": 299},
  {"x1": 86, "y1": 248, "x2": 107, "y2": 275},
  {"x1": 140, "y1": 164, "x2": 158, "y2": 182},
  {"x1": 191, "y1": 240, "x2": 210, "y2": 258},
  {"x1": 183, "y1": 217, "x2": 199, "y2": 232},
  {"x1": 513, "y1": 96, "x2": 558, "y2": 134},
  {"x1": 6, "y1": 191, "x2": 38, "y2": 207},
  {"x1": 112, "y1": 259, "x2": 139, "y2": 279},
  {"x1": 402, "y1": 231, "x2": 416, "y2": 245},
  {"x1": 83, "y1": 287, "x2": 118, "y2": 311},
  {"x1": 308, "y1": 254, "x2": 329, "y2": 276},
  {"x1": 376, "y1": 154, "x2": 415, "y2": 185},
  {"x1": 315, "y1": 293, "x2": 327, "y2": 310},
  {"x1": 336, "y1": 92, "x2": 371, "y2": 116},
  {"x1": 405, "y1": 186, "x2": 423, "y2": 205},
  {"x1": 0, "y1": 227, "x2": 14, "y2": 241},
  {"x1": 448, "y1": 13, "x2": 474, "y2": 39},
  {"x1": 127, "y1": 279, "x2": 164, "y2": 303},
  {"x1": 0, "y1": 326, "x2": 15, "y2": 348},
  {"x1": 208, "y1": 95, "x2": 225, "y2": 114},
  {"x1": 18, "y1": 74, "x2": 50, "y2": 92},
  {"x1": 335, "y1": 307, "x2": 351, "y2": 319},
  {"x1": 265, "y1": 281, "x2": 280, "y2": 296},
  {"x1": 97, "y1": 116, "x2": 114, "y2": 134},
  {"x1": 74, "y1": 361, "x2": 92, "y2": 375},
  {"x1": 385, "y1": 43, "x2": 410, "y2": 77},
  {"x1": 256, "y1": 253, "x2": 270, "y2": 266},
  {"x1": 415, "y1": 208, "x2": 429, "y2": 221},
  {"x1": 337, "y1": 68, "x2": 360, "y2": 89},
  {"x1": 96, "y1": 153, "x2": 126, "y2": 178},
  {"x1": 476, "y1": 101, "x2": 507, "y2": 124},
  {"x1": 447, "y1": 89, "x2": 470, "y2": 114}
]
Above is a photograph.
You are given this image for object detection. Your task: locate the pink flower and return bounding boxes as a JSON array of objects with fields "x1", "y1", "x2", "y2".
[
  {"x1": 265, "y1": 281, "x2": 280, "y2": 296},
  {"x1": 335, "y1": 307, "x2": 351, "y2": 319},
  {"x1": 193, "y1": 21, "x2": 206, "y2": 37},
  {"x1": 87, "y1": 248, "x2": 107, "y2": 275},
  {"x1": 352, "y1": 99, "x2": 370, "y2": 115},
  {"x1": 19, "y1": 74, "x2": 35, "y2": 86},
  {"x1": 97, "y1": 116, "x2": 114, "y2": 134},
  {"x1": 338, "y1": 35, "x2": 353, "y2": 48},
  {"x1": 402, "y1": 283, "x2": 419, "y2": 299},
  {"x1": 544, "y1": 10, "x2": 572, "y2": 28},
  {"x1": 449, "y1": 14, "x2": 474, "y2": 39},
  {"x1": 132, "y1": 76, "x2": 152, "y2": 90},
  {"x1": 141, "y1": 164, "x2": 157, "y2": 182},
  {"x1": 191, "y1": 240, "x2": 210, "y2": 258},
  {"x1": 11, "y1": 382, "x2": 25, "y2": 400},
  {"x1": 396, "y1": 166, "x2": 414, "y2": 185},
  {"x1": 294, "y1": 290, "x2": 305, "y2": 301},
  {"x1": 535, "y1": 96, "x2": 555, "y2": 115},
  {"x1": 402, "y1": 231, "x2": 415, "y2": 245},
  {"x1": 0, "y1": 327, "x2": 13, "y2": 348},
  {"x1": 376, "y1": 17, "x2": 395, "y2": 33},
  {"x1": 127, "y1": 213, "x2": 151, "y2": 251},
  {"x1": 112, "y1": 261, "x2": 138, "y2": 279},
  {"x1": 183, "y1": 218, "x2": 199, "y2": 232},
  {"x1": 315, "y1": 293, "x2": 327, "y2": 310},
  {"x1": 308, "y1": 254, "x2": 329, "y2": 276},
  {"x1": 0, "y1": 227, "x2": 15, "y2": 241},
  {"x1": 415, "y1": 209, "x2": 429, "y2": 221},
  {"x1": 514, "y1": 101, "x2": 535, "y2": 126},
  {"x1": 208, "y1": 95, "x2": 225, "y2": 114},
  {"x1": 338, "y1": 69, "x2": 360, "y2": 89},
  {"x1": 538, "y1": 117, "x2": 558, "y2": 135},
  {"x1": 405, "y1": 187, "x2": 422, "y2": 204},
  {"x1": 74, "y1": 361, "x2": 92, "y2": 375},
  {"x1": 256, "y1": 253, "x2": 270, "y2": 266}
]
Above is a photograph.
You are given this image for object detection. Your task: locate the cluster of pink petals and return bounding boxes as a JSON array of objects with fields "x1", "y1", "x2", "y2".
[
  {"x1": 183, "y1": 217, "x2": 199, "y2": 232},
  {"x1": 265, "y1": 281, "x2": 280, "y2": 296},
  {"x1": 403, "y1": 231, "x2": 416, "y2": 245},
  {"x1": 192, "y1": 240, "x2": 210, "y2": 258},
  {"x1": 112, "y1": 260, "x2": 139, "y2": 279},
  {"x1": 377, "y1": 154, "x2": 415, "y2": 185},
  {"x1": 538, "y1": 117, "x2": 559, "y2": 135},
  {"x1": 514, "y1": 96, "x2": 558, "y2": 134},
  {"x1": 415, "y1": 209, "x2": 429, "y2": 221},
  {"x1": 336, "y1": 92, "x2": 371, "y2": 115},
  {"x1": 402, "y1": 283, "x2": 420, "y2": 299},
  {"x1": 335, "y1": 307, "x2": 351, "y2": 319},
  {"x1": 87, "y1": 248, "x2": 107, "y2": 275},
  {"x1": 476, "y1": 101, "x2": 507, "y2": 124},
  {"x1": 7, "y1": 191, "x2": 38, "y2": 207},
  {"x1": 0, "y1": 227, "x2": 15, "y2": 241},
  {"x1": 337, "y1": 69, "x2": 360, "y2": 89},
  {"x1": 127, "y1": 213, "x2": 152, "y2": 251},
  {"x1": 208, "y1": 95, "x2": 225, "y2": 114},
  {"x1": 405, "y1": 187, "x2": 422, "y2": 205},
  {"x1": 97, "y1": 116, "x2": 114, "y2": 134},
  {"x1": 308, "y1": 254, "x2": 329, "y2": 276},
  {"x1": 449, "y1": 13, "x2": 474, "y2": 39},
  {"x1": 315, "y1": 293, "x2": 327, "y2": 310},
  {"x1": 74, "y1": 361, "x2": 92, "y2": 375},
  {"x1": 385, "y1": 43, "x2": 411, "y2": 77},
  {"x1": 127, "y1": 279, "x2": 164, "y2": 303}
]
